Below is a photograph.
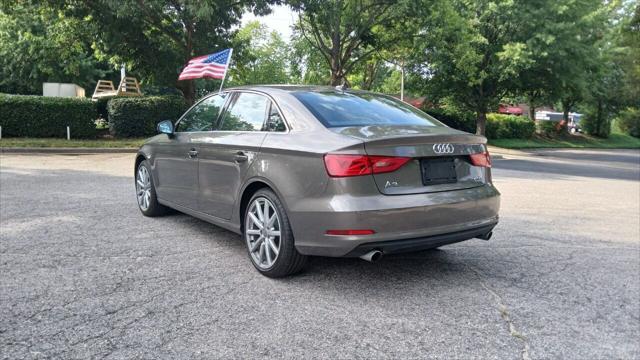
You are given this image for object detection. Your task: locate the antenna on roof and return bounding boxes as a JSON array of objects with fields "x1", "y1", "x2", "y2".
[{"x1": 335, "y1": 78, "x2": 349, "y2": 92}]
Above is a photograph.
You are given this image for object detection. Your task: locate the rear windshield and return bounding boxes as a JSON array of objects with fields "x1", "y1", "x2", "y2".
[{"x1": 292, "y1": 91, "x2": 443, "y2": 128}]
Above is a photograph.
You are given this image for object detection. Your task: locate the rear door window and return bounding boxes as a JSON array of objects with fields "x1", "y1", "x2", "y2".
[
  {"x1": 264, "y1": 101, "x2": 287, "y2": 132},
  {"x1": 292, "y1": 91, "x2": 444, "y2": 128},
  {"x1": 219, "y1": 92, "x2": 269, "y2": 131}
]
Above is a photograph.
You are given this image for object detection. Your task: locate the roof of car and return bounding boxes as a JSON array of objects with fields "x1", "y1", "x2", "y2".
[{"x1": 226, "y1": 85, "x2": 364, "y2": 94}]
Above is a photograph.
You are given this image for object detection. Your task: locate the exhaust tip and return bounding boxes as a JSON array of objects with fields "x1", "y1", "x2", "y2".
[
  {"x1": 360, "y1": 250, "x2": 383, "y2": 262},
  {"x1": 477, "y1": 231, "x2": 493, "y2": 241}
]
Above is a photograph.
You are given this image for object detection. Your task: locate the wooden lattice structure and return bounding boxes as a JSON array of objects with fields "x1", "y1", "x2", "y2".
[{"x1": 92, "y1": 77, "x2": 142, "y2": 100}]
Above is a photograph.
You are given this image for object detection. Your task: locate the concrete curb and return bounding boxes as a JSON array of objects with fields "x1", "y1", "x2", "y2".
[{"x1": 1, "y1": 147, "x2": 138, "y2": 154}]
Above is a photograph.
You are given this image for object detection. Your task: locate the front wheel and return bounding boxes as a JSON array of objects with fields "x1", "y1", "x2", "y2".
[
  {"x1": 135, "y1": 160, "x2": 169, "y2": 217},
  {"x1": 244, "y1": 189, "x2": 307, "y2": 277}
]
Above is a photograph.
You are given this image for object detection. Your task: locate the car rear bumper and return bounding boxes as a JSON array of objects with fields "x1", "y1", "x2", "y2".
[{"x1": 289, "y1": 184, "x2": 500, "y2": 257}]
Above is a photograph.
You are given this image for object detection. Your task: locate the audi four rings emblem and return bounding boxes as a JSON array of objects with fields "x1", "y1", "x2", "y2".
[{"x1": 432, "y1": 143, "x2": 454, "y2": 154}]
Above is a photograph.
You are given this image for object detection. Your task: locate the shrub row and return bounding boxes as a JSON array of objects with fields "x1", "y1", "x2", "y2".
[
  {"x1": 486, "y1": 113, "x2": 536, "y2": 139},
  {"x1": 423, "y1": 108, "x2": 476, "y2": 133},
  {"x1": 423, "y1": 107, "x2": 535, "y2": 139},
  {"x1": 107, "y1": 96, "x2": 188, "y2": 137},
  {"x1": 0, "y1": 94, "x2": 98, "y2": 138}
]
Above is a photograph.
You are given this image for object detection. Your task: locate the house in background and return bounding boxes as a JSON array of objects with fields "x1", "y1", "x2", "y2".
[{"x1": 43, "y1": 83, "x2": 85, "y2": 98}]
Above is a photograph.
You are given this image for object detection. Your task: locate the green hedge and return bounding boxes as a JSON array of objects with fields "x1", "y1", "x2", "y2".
[
  {"x1": 0, "y1": 94, "x2": 97, "y2": 138},
  {"x1": 107, "y1": 96, "x2": 188, "y2": 137},
  {"x1": 423, "y1": 108, "x2": 476, "y2": 133},
  {"x1": 486, "y1": 113, "x2": 535, "y2": 139},
  {"x1": 536, "y1": 120, "x2": 561, "y2": 136}
]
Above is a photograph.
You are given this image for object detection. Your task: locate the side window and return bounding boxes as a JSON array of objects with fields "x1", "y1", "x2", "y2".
[
  {"x1": 265, "y1": 102, "x2": 287, "y2": 132},
  {"x1": 219, "y1": 92, "x2": 269, "y2": 131},
  {"x1": 176, "y1": 94, "x2": 227, "y2": 132}
]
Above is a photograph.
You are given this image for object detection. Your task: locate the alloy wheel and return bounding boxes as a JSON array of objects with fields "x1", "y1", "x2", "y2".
[
  {"x1": 136, "y1": 166, "x2": 151, "y2": 211},
  {"x1": 245, "y1": 197, "x2": 281, "y2": 269}
]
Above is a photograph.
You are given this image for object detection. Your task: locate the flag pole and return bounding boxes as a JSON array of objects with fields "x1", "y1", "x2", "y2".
[{"x1": 218, "y1": 48, "x2": 233, "y2": 93}]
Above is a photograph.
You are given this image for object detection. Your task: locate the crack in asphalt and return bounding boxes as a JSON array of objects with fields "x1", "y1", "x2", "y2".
[{"x1": 467, "y1": 264, "x2": 531, "y2": 360}]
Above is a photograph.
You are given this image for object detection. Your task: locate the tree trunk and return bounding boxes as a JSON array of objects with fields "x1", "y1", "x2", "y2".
[
  {"x1": 528, "y1": 102, "x2": 536, "y2": 121},
  {"x1": 330, "y1": 70, "x2": 343, "y2": 86},
  {"x1": 596, "y1": 99, "x2": 603, "y2": 136},
  {"x1": 476, "y1": 111, "x2": 487, "y2": 136},
  {"x1": 177, "y1": 80, "x2": 196, "y2": 105}
]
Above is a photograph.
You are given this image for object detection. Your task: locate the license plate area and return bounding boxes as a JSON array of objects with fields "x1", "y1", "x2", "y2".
[{"x1": 421, "y1": 157, "x2": 457, "y2": 186}]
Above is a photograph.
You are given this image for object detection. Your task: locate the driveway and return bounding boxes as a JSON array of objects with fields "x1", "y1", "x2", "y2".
[{"x1": 1, "y1": 149, "x2": 638, "y2": 359}]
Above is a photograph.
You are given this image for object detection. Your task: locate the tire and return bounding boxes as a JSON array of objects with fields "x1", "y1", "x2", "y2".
[
  {"x1": 244, "y1": 189, "x2": 307, "y2": 277},
  {"x1": 135, "y1": 160, "x2": 169, "y2": 217}
]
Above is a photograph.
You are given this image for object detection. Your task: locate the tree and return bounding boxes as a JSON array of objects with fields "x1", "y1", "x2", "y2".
[
  {"x1": 0, "y1": 2, "x2": 113, "y2": 95},
  {"x1": 412, "y1": 0, "x2": 531, "y2": 135},
  {"x1": 580, "y1": 1, "x2": 637, "y2": 137},
  {"x1": 229, "y1": 21, "x2": 291, "y2": 86},
  {"x1": 289, "y1": 0, "x2": 405, "y2": 86},
  {"x1": 61, "y1": 0, "x2": 275, "y2": 103}
]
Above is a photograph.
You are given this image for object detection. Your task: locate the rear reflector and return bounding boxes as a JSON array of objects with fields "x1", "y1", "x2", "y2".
[
  {"x1": 324, "y1": 154, "x2": 411, "y2": 177},
  {"x1": 325, "y1": 229, "x2": 375, "y2": 236},
  {"x1": 470, "y1": 151, "x2": 491, "y2": 167}
]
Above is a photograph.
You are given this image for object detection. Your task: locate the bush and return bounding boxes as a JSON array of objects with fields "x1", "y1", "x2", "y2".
[
  {"x1": 536, "y1": 120, "x2": 561, "y2": 136},
  {"x1": 107, "y1": 96, "x2": 188, "y2": 137},
  {"x1": 616, "y1": 107, "x2": 640, "y2": 138},
  {"x1": 423, "y1": 107, "x2": 476, "y2": 133},
  {"x1": 485, "y1": 113, "x2": 535, "y2": 139},
  {"x1": 0, "y1": 94, "x2": 97, "y2": 138}
]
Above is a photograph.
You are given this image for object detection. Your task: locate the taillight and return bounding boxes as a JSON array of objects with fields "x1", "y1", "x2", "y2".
[
  {"x1": 324, "y1": 154, "x2": 411, "y2": 177},
  {"x1": 470, "y1": 151, "x2": 491, "y2": 167}
]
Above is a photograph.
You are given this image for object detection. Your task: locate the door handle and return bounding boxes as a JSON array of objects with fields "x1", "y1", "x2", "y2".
[
  {"x1": 234, "y1": 151, "x2": 249, "y2": 163},
  {"x1": 188, "y1": 148, "x2": 198, "y2": 158}
]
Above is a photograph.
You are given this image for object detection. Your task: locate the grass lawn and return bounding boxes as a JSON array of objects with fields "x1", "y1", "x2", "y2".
[
  {"x1": 0, "y1": 137, "x2": 146, "y2": 148},
  {"x1": 490, "y1": 133, "x2": 640, "y2": 149}
]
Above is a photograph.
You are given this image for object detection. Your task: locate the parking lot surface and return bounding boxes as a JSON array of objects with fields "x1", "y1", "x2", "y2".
[{"x1": 1, "y1": 149, "x2": 639, "y2": 359}]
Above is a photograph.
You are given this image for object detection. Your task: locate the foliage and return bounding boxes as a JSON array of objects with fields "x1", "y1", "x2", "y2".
[
  {"x1": 410, "y1": 0, "x2": 531, "y2": 135},
  {"x1": 107, "y1": 96, "x2": 188, "y2": 138},
  {"x1": 0, "y1": 94, "x2": 97, "y2": 138},
  {"x1": 0, "y1": 137, "x2": 146, "y2": 148},
  {"x1": 60, "y1": 0, "x2": 276, "y2": 103},
  {"x1": 422, "y1": 108, "x2": 476, "y2": 133},
  {"x1": 289, "y1": 0, "x2": 407, "y2": 86},
  {"x1": 289, "y1": 31, "x2": 331, "y2": 85},
  {"x1": 485, "y1": 114, "x2": 535, "y2": 139},
  {"x1": 536, "y1": 121, "x2": 561, "y2": 137},
  {"x1": 616, "y1": 107, "x2": 640, "y2": 138},
  {"x1": 0, "y1": 2, "x2": 114, "y2": 95},
  {"x1": 229, "y1": 21, "x2": 291, "y2": 86}
]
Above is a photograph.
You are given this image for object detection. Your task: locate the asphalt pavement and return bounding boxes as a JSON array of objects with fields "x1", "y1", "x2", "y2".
[{"x1": 1, "y1": 149, "x2": 639, "y2": 359}]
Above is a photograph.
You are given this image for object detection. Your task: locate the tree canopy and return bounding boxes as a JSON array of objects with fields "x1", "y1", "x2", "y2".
[{"x1": 0, "y1": 0, "x2": 637, "y2": 136}]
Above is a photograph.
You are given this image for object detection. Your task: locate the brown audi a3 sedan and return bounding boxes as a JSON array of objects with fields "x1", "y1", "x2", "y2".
[{"x1": 134, "y1": 86, "x2": 500, "y2": 277}]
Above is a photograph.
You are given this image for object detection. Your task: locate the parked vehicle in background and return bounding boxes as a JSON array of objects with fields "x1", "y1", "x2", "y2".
[
  {"x1": 535, "y1": 111, "x2": 583, "y2": 133},
  {"x1": 134, "y1": 86, "x2": 500, "y2": 277}
]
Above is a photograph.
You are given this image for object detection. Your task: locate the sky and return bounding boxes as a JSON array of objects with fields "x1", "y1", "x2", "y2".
[{"x1": 240, "y1": 5, "x2": 297, "y2": 41}]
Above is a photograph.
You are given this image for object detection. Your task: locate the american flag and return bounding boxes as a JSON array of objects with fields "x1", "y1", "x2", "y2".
[{"x1": 178, "y1": 48, "x2": 232, "y2": 80}]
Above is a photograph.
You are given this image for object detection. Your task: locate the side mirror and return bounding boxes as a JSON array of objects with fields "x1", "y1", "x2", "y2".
[{"x1": 157, "y1": 120, "x2": 174, "y2": 135}]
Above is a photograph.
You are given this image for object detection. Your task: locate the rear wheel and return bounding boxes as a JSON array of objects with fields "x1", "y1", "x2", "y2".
[
  {"x1": 244, "y1": 189, "x2": 307, "y2": 277},
  {"x1": 135, "y1": 160, "x2": 168, "y2": 217}
]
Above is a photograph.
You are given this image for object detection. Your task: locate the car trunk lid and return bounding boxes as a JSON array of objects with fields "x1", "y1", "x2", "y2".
[{"x1": 331, "y1": 125, "x2": 490, "y2": 195}]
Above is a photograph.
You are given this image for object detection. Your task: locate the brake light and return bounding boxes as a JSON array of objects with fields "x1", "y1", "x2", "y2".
[
  {"x1": 470, "y1": 151, "x2": 491, "y2": 167},
  {"x1": 324, "y1": 154, "x2": 411, "y2": 177},
  {"x1": 326, "y1": 229, "x2": 376, "y2": 236}
]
